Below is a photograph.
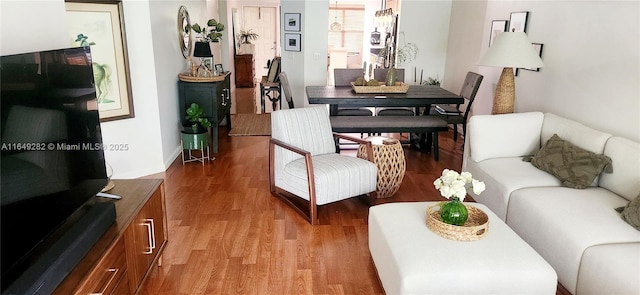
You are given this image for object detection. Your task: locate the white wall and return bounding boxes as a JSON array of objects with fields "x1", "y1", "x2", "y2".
[
  {"x1": 0, "y1": 0, "x2": 213, "y2": 178},
  {"x1": 450, "y1": 0, "x2": 639, "y2": 142},
  {"x1": 398, "y1": 0, "x2": 453, "y2": 84}
]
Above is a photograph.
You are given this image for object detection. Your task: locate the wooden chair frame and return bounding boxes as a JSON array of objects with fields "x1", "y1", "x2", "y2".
[{"x1": 269, "y1": 132, "x2": 375, "y2": 225}]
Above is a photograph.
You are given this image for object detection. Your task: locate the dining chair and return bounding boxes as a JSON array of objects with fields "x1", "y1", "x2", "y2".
[
  {"x1": 278, "y1": 72, "x2": 295, "y2": 109},
  {"x1": 333, "y1": 68, "x2": 373, "y2": 116},
  {"x1": 429, "y1": 71, "x2": 483, "y2": 141},
  {"x1": 269, "y1": 106, "x2": 378, "y2": 225},
  {"x1": 373, "y1": 68, "x2": 414, "y2": 116}
]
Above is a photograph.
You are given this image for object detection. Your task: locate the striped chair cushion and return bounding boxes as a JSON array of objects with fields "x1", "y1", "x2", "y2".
[{"x1": 277, "y1": 153, "x2": 377, "y2": 205}]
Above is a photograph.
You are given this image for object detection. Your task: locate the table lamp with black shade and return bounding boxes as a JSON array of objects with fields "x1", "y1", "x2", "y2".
[
  {"x1": 478, "y1": 32, "x2": 544, "y2": 114},
  {"x1": 193, "y1": 42, "x2": 213, "y2": 76}
]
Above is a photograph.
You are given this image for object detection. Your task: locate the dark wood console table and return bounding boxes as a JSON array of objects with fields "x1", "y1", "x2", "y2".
[{"x1": 178, "y1": 72, "x2": 232, "y2": 154}]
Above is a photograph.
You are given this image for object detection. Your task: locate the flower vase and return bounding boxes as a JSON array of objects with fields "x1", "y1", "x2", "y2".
[
  {"x1": 440, "y1": 197, "x2": 468, "y2": 226},
  {"x1": 385, "y1": 67, "x2": 397, "y2": 86}
]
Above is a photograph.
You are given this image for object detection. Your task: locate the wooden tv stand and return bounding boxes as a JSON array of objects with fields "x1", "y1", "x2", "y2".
[{"x1": 53, "y1": 179, "x2": 167, "y2": 295}]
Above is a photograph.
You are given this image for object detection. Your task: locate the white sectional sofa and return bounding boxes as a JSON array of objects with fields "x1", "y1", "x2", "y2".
[{"x1": 462, "y1": 112, "x2": 640, "y2": 295}]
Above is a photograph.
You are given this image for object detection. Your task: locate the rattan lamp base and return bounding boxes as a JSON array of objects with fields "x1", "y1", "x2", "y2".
[{"x1": 492, "y1": 67, "x2": 515, "y2": 114}]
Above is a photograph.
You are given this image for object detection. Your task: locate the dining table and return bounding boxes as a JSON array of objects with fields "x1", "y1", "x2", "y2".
[
  {"x1": 306, "y1": 84, "x2": 463, "y2": 115},
  {"x1": 306, "y1": 84, "x2": 464, "y2": 154}
]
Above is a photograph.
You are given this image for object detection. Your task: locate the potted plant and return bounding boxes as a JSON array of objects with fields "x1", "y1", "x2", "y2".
[
  {"x1": 238, "y1": 29, "x2": 259, "y2": 54},
  {"x1": 188, "y1": 19, "x2": 225, "y2": 43},
  {"x1": 181, "y1": 103, "x2": 211, "y2": 150}
]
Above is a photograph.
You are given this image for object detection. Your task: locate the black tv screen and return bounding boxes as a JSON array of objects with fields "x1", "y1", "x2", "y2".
[{"x1": 1, "y1": 46, "x2": 109, "y2": 290}]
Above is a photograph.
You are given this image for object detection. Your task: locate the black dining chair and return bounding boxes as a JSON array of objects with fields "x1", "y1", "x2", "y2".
[
  {"x1": 333, "y1": 68, "x2": 373, "y2": 116},
  {"x1": 373, "y1": 68, "x2": 413, "y2": 116},
  {"x1": 278, "y1": 72, "x2": 295, "y2": 109},
  {"x1": 429, "y1": 71, "x2": 483, "y2": 141}
]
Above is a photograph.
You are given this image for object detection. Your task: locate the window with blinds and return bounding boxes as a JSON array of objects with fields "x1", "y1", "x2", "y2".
[{"x1": 328, "y1": 7, "x2": 364, "y2": 53}]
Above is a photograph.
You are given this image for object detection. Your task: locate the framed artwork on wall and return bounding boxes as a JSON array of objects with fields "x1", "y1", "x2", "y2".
[
  {"x1": 509, "y1": 11, "x2": 529, "y2": 33},
  {"x1": 522, "y1": 43, "x2": 544, "y2": 72},
  {"x1": 284, "y1": 33, "x2": 301, "y2": 52},
  {"x1": 489, "y1": 20, "x2": 508, "y2": 47},
  {"x1": 284, "y1": 13, "x2": 301, "y2": 32},
  {"x1": 65, "y1": 1, "x2": 135, "y2": 122}
]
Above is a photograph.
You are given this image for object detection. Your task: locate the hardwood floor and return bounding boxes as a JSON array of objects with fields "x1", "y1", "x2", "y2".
[{"x1": 138, "y1": 128, "x2": 570, "y2": 294}]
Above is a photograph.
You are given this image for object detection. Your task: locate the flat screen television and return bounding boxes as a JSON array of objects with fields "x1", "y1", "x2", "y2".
[{"x1": 1, "y1": 46, "x2": 114, "y2": 294}]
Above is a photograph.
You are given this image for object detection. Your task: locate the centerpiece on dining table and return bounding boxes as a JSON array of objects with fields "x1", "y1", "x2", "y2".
[
  {"x1": 350, "y1": 74, "x2": 409, "y2": 94},
  {"x1": 426, "y1": 169, "x2": 490, "y2": 241}
]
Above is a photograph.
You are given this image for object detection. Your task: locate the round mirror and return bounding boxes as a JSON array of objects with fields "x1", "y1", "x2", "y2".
[{"x1": 177, "y1": 6, "x2": 192, "y2": 59}]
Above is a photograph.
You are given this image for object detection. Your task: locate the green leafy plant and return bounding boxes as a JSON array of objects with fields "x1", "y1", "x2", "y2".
[
  {"x1": 422, "y1": 76, "x2": 441, "y2": 86},
  {"x1": 185, "y1": 103, "x2": 212, "y2": 133},
  {"x1": 189, "y1": 19, "x2": 224, "y2": 42},
  {"x1": 239, "y1": 29, "x2": 259, "y2": 44}
]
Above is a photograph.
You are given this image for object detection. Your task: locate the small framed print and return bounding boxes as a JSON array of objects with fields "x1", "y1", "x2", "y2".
[
  {"x1": 284, "y1": 33, "x2": 301, "y2": 52},
  {"x1": 522, "y1": 43, "x2": 543, "y2": 72},
  {"x1": 214, "y1": 63, "x2": 223, "y2": 74},
  {"x1": 284, "y1": 13, "x2": 301, "y2": 32},
  {"x1": 202, "y1": 57, "x2": 213, "y2": 70},
  {"x1": 489, "y1": 20, "x2": 508, "y2": 47},
  {"x1": 509, "y1": 11, "x2": 529, "y2": 33}
]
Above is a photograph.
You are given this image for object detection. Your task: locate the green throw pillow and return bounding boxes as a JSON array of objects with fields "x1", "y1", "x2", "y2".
[
  {"x1": 616, "y1": 193, "x2": 640, "y2": 231},
  {"x1": 531, "y1": 134, "x2": 612, "y2": 189}
]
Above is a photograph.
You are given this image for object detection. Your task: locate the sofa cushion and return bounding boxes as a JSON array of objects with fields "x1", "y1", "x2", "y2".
[
  {"x1": 468, "y1": 112, "x2": 544, "y2": 163},
  {"x1": 616, "y1": 193, "x2": 640, "y2": 230},
  {"x1": 530, "y1": 134, "x2": 612, "y2": 189},
  {"x1": 541, "y1": 113, "x2": 612, "y2": 154},
  {"x1": 506, "y1": 187, "x2": 640, "y2": 294},
  {"x1": 576, "y1": 243, "x2": 640, "y2": 295},
  {"x1": 599, "y1": 137, "x2": 640, "y2": 201},
  {"x1": 465, "y1": 157, "x2": 562, "y2": 220}
]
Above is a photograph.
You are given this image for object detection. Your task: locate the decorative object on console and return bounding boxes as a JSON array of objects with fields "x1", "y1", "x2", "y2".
[
  {"x1": 193, "y1": 42, "x2": 214, "y2": 77},
  {"x1": 478, "y1": 32, "x2": 544, "y2": 114},
  {"x1": 238, "y1": 29, "x2": 259, "y2": 54},
  {"x1": 189, "y1": 18, "x2": 224, "y2": 42},
  {"x1": 433, "y1": 169, "x2": 486, "y2": 225}
]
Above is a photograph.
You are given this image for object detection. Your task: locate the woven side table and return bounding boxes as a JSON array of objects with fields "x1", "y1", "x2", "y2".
[{"x1": 357, "y1": 136, "x2": 406, "y2": 198}]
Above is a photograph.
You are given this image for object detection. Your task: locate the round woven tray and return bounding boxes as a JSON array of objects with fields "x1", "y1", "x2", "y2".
[
  {"x1": 178, "y1": 72, "x2": 227, "y2": 83},
  {"x1": 426, "y1": 203, "x2": 489, "y2": 241}
]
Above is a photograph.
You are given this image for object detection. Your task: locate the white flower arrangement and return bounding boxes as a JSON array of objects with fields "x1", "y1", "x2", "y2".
[{"x1": 433, "y1": 169, "x2": 486, "y2": 202}]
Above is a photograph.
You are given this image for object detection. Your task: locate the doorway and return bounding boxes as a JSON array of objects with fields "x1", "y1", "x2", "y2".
[{"x1": 242, "y1": 6, "x2": 278, "y2": 78}]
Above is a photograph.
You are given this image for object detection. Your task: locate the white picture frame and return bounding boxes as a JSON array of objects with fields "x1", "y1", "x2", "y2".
[
  {"x1": 509, "y1": 11, "x2": 529, "y2": 33},
  {"x1": 489, "y1": 20, "x2": 508, "y2": 47},
  {"x1": 284, "y1": 13, "x2": 301, "y2": 32},
  {"x1": 284, "y1": 33, "x2": 301, "y2": 52}
]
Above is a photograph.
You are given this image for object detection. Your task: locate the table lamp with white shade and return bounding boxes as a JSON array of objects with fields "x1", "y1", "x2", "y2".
[{"x1": 478, "y1": 32, "x2": 544, "y2": 114}]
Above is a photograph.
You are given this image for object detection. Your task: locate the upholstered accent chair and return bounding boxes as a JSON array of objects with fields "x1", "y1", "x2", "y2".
[
  {"x1": 430, "y1": 71, "x2": 483, "y2": 141},
  {"x1": 269, "y1": 106, "x2": 378, "y2": 224}
]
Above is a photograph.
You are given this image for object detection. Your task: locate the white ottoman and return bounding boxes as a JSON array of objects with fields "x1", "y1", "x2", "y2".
[{"x1": 369, "y1": 202, "x2": 557, "y2": 295}]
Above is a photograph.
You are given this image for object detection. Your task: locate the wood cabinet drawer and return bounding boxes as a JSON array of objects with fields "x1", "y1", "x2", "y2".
[{"x1": 76, "y1": 238, "x2": 127, "y2": 295}]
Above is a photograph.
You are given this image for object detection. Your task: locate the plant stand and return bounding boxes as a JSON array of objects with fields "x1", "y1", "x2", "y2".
[{"x1": 181, "y1": 132, "x2": 212, "y2": 165}]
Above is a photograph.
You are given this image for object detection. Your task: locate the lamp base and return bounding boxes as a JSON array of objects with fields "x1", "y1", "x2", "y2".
[{"x1": 492, "y1": 67, "x2": 515, "y2": 114}]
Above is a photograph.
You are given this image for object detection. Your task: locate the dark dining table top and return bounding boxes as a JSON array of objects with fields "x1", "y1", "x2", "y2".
[{"x1": 306, "y1": 85, "x2": 463, "y2": 107}]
